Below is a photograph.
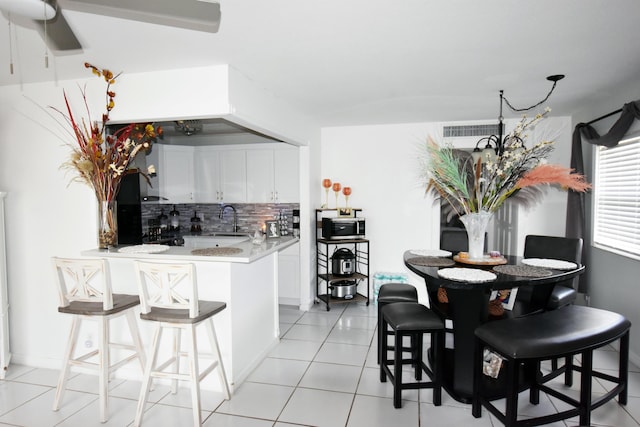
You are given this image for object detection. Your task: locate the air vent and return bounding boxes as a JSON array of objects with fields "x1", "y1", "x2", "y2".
[{"x1": 443, "y1": 124, "x2": 504, "y2": 138}]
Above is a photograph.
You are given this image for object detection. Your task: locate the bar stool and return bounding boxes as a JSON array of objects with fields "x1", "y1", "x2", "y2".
[
  {"x1": 377, "y1": 283, "x2": 419, "y2": 364},
  {"x1": 472, "y1": 305, "x2": 630, "y2": 427},
  {"x1": 133, "y1": 260, "x2": 230, "y2": 427},
  {"x1": 51, "y1": 257, "x2": 146, "y2": 422},
  {"x1": 380, "y1": 302, "x2": 444, "y2": 408}
]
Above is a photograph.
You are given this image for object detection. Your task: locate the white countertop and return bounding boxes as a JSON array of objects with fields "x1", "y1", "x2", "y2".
[{"x1": 82, "y1": 235, "x2": 298, "y2": 263}]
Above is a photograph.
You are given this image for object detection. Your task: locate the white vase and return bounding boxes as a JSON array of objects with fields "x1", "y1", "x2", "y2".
[{"x1": 459, "y1": 210, "x2": 492, "y2": 260}]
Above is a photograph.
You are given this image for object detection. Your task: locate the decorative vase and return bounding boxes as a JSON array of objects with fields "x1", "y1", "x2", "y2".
[
  {"x1": 459, "y1": 210, "x2": 492, "y2": 260},
  {"x1": 97, "y1": 200, "x2": 118, "y2": 249}
]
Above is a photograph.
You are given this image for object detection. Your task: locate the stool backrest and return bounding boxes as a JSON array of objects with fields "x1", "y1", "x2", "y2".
[
  {"x1": 134, "y1": 261, "x2": 198, "y2": 318},
  {"x1": 524, "y1": 235, "x2": 583, "y2": 267},
  {"x1": 440, "y1": 227, "x2": 487, "y2": 253},
  {"x1": 52, "y1": 257, "x2": 113, "y2": 311}
]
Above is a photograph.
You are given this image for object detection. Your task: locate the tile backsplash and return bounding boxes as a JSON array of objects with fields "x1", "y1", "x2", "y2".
[{"x1": 142, "y1": 203, "x2": 299, "y2": 236}]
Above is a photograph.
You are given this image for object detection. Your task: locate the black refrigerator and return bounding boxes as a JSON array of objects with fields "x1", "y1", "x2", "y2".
[{"x1": 116, "y1": 173, "x2": 143, "y2": 245}]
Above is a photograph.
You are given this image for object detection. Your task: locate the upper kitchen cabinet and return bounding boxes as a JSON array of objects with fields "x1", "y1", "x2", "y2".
[
  {"x1": 246, "y1": 146, "x2": 299, "y2": 203},
  {"x1": 158, "y1": 145, "x2": 194, "y2": 203},
  {"x1": 194, "y1": 147, "x2": 247, "y2": 203}
]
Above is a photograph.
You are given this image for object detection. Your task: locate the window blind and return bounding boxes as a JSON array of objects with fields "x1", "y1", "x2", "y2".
[{"x1": 593, "y1": 136, "x2": 640, "y2": 258}]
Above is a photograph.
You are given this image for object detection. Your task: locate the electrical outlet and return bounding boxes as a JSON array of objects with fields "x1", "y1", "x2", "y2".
[{"x1": 84, "y1": 335, "x2": 93, "y2": 348}]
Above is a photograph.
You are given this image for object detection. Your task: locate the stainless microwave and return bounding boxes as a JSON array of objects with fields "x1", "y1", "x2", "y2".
[{"x1": 321, "y1": 218, "x2": 366, "y2": 239}]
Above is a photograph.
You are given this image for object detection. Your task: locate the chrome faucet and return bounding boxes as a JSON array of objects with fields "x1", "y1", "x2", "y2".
[{"x1": 219, "y1": 204, "x2": 238, "y2": 232}]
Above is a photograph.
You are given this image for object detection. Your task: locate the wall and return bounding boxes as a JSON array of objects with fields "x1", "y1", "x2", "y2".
[
  {"x1": 320, "y1": 117, "x2": 572, "y2": 304},
  {"x1": 571, "y1": 75, "x2": 640, "y2": 363},
  {"x1": 0, "y1": 65, "x2": 318, "y2": 369}
]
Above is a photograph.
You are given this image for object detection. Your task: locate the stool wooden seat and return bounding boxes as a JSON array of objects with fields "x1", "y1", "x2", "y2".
[
  {"x1": 380, "y1": 302, "x2": 444, "y2": 408},
  {"x1": 377, "y1": 283, "x2": 419, "y2": 364},
  {"x1": 133, "y1": 260, "x2": 230, "y2": 427},
  {"x1": 51, "y1": 257, "x2": 146, "y2": 423},
  {"x1": 472, "y1": 305, "x2": 630, "y2": 427}
]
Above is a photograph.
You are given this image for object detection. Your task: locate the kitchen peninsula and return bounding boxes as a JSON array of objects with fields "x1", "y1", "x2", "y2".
[{"x1": 82, "y1": 235, "x2": 298, "y2": 393}]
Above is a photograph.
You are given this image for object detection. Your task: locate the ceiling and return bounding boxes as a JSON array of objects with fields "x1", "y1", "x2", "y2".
[{"x1": 2, "y1": 0, "x2": 640, "y2": 128}]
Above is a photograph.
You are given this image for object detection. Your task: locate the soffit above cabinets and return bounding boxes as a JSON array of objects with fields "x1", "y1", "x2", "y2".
[{"x1": 156, "y1": 118, "x2": 283, "y2": 146}]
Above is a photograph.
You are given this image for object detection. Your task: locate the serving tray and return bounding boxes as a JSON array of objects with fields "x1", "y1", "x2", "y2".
[{"x1": 453, "y1": 254, "x2": 507, "y2": 266}]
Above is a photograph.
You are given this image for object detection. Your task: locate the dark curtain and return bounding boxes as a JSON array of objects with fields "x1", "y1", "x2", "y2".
[{"x1": 566, "y1": 100, "x2": 640, "y2": 293}]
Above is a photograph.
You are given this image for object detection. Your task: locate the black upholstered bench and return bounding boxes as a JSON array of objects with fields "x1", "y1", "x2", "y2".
[
  {"x1": 380, "y1": 302, "x2": 444, "y2": 408},
  {"x1": 472, "y1": 305, "x2": 631, "y2": 427},
  {"x1": 377, "y1": 283, "x2": 419, "y2": 364}
]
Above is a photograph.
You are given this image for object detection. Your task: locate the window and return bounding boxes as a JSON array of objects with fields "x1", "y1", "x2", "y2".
[{"x1": 593, "y1": 136, "x2": 640, "y2": 259}]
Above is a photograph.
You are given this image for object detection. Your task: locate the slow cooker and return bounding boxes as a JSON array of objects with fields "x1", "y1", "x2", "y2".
[
  {"x1": 331, "y1": 280, "x2": 357, "y2": 299},
  {"x1": 331, "y1": 248, "x2": 356, "y2": 276}
]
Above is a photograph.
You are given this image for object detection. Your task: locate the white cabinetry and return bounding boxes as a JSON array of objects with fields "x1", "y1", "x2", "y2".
[
  {"x1": 278, "y1": 242, "x2": 300, "y2": 305},
  {"x1": 194, "y1": 148, "x2": 246, "y2": 203},
  {"x1": 158, "y1": 145, "x2": 194, "y2": 203},
  {"x1": 246, "y1": 147, "x2": 299, "y2": 203},
  {"x1": 0, "y1": 192, "x2": 10, "y2": 378}
]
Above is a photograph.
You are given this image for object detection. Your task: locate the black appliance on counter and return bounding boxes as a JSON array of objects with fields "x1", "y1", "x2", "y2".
[
  {"x1": 331, "y1": 248, "x2": 356, "y2": 276},
  {"x1": 321, "y1": 217, "x2": 365, "y2": 240},
  {"x1": 116, "y1": 173, "x2": 144, "y2": 245}
]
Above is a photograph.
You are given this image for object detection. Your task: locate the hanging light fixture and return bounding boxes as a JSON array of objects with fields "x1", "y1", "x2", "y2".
[
  {"x1": 471, "y1": 75, "x2": 565, "y2": 165},
  {"x1": 174, "y1": 120, "x2": 203, "y2": 136}
]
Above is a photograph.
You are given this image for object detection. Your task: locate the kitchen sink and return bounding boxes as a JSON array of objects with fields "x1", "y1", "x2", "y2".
[{"x1": 183, "y1": 234, "x2": 251, "y2": 249}]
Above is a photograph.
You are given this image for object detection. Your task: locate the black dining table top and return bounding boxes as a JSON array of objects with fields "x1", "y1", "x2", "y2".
[{"x1": 403, "y1": 251, "x2": 585, "y2": 291}]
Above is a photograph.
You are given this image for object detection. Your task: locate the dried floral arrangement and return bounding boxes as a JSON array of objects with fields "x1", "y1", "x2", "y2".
[
  {"x1": 55, "y1": 63, "x2": 163, "y2": 204},
  {"x1": 422, "y1": 109, "x2": 591, "y2": 216}
]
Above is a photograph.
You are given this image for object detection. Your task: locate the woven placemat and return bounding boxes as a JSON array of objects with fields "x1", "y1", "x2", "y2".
[
  {"x1": 493, "y1": 264, "x2": 552, "y2": 277},
  {"x1": 407, "y1": 256, "x2": 455, "y2": 267},
  {"x1": 191, "y1": 247, "x2": 243, "y2": 256}
]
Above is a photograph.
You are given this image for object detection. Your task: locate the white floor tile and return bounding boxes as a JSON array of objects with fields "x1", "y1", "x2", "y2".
[
  {"x1": 326, "y1": 327, "x2": 375, "y2": 346},
  {"x1": 314, "y1": 341, "x2": 369, "y2": 366},
  {"x1": 157, "y1": 386, "x2": 226, "y2": 411},
  {"x1": 342, "y1": 302, "x2": 377, "y2": 317},
  {"x1": 347, "y1": 394, "x2": 418, "y2": 427},
  {"x1": 204, "y1": 413, "x2": 274, "y2": 426},
  {"x1": 10, "y1": 367, "x2": 74, "y2": 388},
  {"x1": 278, "y1": 387, "x2": 353, "y2": 427},
  {"x1": 136, "y1": 401, "x2": 211, "y2": 426},
  {"x1": 282, "y1": 324, "x2": 333, "y2": 342},
  {"x1": 55, "y1": 395, "x2": 137, "y2": 427},
  {"x1": 268, "y1": 338, "x2": 322, "y2": 361},
  {"x1": 215, "y1": 382, "x2": 293, "y2": 420},
  {"x1": 278, "y1": 322, "x2": 294, "y2": 337},
  {"x1": 0, "y1": 389, "x2": 96, "y2": 427},
  {"x1": 278, "y1": 310, "x2": 303, "y2": 324},
  {"x1": 0, "y1": 381, "x2": 51, "y2": 416},
  {"x1": 298, "y1": 362, "x2": 362, "y2": 393},
  {"x1": 109, "y1": 379, "x2": 172, "y2": 403},
  {"x1": 296, "y1": 311, "x2": 341, "y2": 327},
  {"x1": 335, "y1": 314, "x2": 378, "y2": 330},
  {"x1": 64, "y1": 373, "x2": 126, "y2": 394},
  {"x1": 420, "y1": 401, "x2": 493, "y2": 427},
  {"x1": 356, "y1": 366, "x2": 419, "y2": 402},
  {"x1": 246, "y1": 357, "x2": 309, "y2": 387}
]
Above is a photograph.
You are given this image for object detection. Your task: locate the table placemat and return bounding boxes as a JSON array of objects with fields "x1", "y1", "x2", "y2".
[
  {"x1": 522, "y1": 258, "x2": 578, "y2": 270},
  {"x1": 409, "y1": 249, "x2": 452, "y2": 258},
  {"x1": 437, "y1": 267, "x2": 497, "y2": 283},
  {"x1": 118, "y1": 244, "x2": 170, "y2": 254},
  {"x1": 191, "y1": 247, "x2": 243, "y2": 256},
  {"x1": 407, "y1": 256, "x2": 455, "y2": 267},
  {"x1": 493, "y1": 264, "x2": 553, "y2": 277}
]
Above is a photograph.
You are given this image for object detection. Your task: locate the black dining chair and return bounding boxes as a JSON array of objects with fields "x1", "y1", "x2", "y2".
[
  {"x1": 521, "y1": 234, "x2": 583, "y2": 382},
  {"x1": 523, "y1": 235, "x2": 583, "y2": 310},
  {"x1": 440, "y1": 227, "x2": 487, "y2": 254}
]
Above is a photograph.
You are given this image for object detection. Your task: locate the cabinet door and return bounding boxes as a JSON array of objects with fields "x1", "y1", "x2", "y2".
[
  {"x1": 159, "y1": 145, "x2": 194, "y2": 203},
  {"x1": 274, "y1": 149, "x2": 299, "y2": 203},
  {"x1": 246, "y1": 150, "x2": 275, "y2": 202},
  {"x1": 219, "y1": 150, "x2": 247, "y2": 203},
  {"x1": 194, "y1": 150, "x2": 221, "y2": 203},
  {"x1": 278, "y1": 243, "x2": 300, "y2": 303}
]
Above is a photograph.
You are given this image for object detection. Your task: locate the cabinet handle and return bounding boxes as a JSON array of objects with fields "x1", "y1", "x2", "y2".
[{"x1": 275, "y1": 191, "x2": 279, "y2": 202}]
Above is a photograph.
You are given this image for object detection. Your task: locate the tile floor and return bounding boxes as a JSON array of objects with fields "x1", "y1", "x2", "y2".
[{"x1": 1, "y1": 301, "x2": 640, "y2": 426}]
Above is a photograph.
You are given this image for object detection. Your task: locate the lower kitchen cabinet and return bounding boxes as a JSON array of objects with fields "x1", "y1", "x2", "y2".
[{"x1": 278, "y1": 242, "x2": 300, "y2": 305}]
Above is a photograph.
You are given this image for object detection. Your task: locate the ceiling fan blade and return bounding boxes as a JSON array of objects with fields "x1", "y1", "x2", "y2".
[
  {"x1": 59, "y1": 0, "x2": 221, "y2": 33},
  {"x1": 34, "y1": 5, "x2": 82, "y2": 51}
]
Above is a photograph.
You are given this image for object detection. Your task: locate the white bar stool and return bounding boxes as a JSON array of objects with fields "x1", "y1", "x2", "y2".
[
  {"x1": 133, "y1": 260, "x2": 230, "y2": 427},
  {"x1": 51, "y1": 257, "x2": 146, "y2": 422}
]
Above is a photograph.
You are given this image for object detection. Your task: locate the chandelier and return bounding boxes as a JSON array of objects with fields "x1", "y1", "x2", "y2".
[
  {"x1": 174, "y1": 120, "x2": 203, "y2": 136},
  {"x1": 471, "y1": 75, "x2": 565, "y2": 165}
]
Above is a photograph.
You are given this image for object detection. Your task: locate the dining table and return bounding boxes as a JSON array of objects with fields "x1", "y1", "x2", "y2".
[{"x1": 403, "y1": 250, "x2": 585, "y2": 403}]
